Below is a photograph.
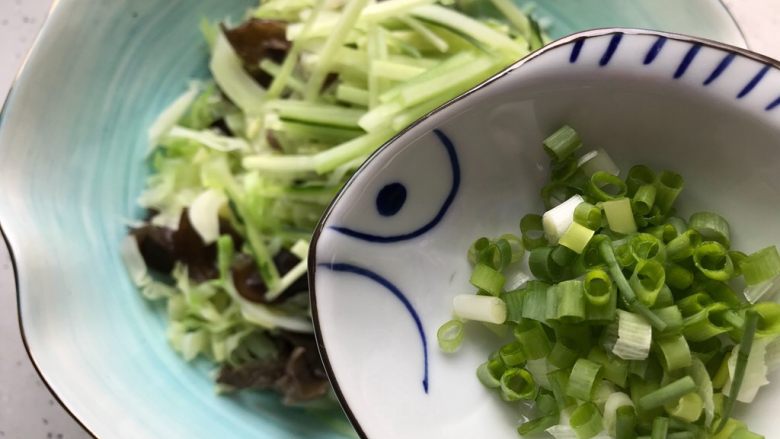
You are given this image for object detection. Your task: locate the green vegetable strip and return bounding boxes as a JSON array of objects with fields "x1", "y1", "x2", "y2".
[
  {"x1": 693, "y1": 241, "x2": 734, "y2": 281},
  {"x1": 665, "y1": 263, "x2": 693, "y2": 290},
  {"x1": 664, "y1": 392, "x2": 703, "y2": 423},
  {"x1": 630, "y1": 260, "x2": 666, "y2": 307},
  {"x1": 626, "y1": 165, "x2": 656, "y2": 196},
  {"x1": 637, "y1": 376, "x2": 696, "y2": 411},
  {"x1": 654, "y1": 334, "x2": 692, "y2": 371},
  {"x1": 616, "y1": 406, "x2": 638, "y2": 439},
  {"x1": 436, "y1": 319, "x2": 464, "y2": 353},
  {"x1": 499, "y1": 368, "x2": 537, "y2": 401},
  {"x1": 652, "y1": 306, "x2": 683, "y2": 334},
  {"x1": 548, "y1": 339, "x2": 579, "y2": 369},
  {"x1": 567, "y1": 358, "x2": 603, "y2": 400},
  {"x1": 599, "y1": 239, "x2": 668, "y2": 331},
  {"x1": 716, "y1": 310, "x2": 759, "y2": 433},
  {"x1": 489, "y1": 0, "x2": 533, "y2": 41},
  {"x1": 689, "y1": 211, "x2": 731, "y2": 247},
  {"x1": 632, "y1": 184, "x2": 657, "y2": 215},
  {"x1": 398, "y1": 55, "x2": 496, "y2": 108},
  {"x1": 741, "y1": 246, "x2": 780, "y2": 285},
  {"x1": 574, "y1": 202, "x2": 603, "y2": 230},
  {"x1": 543, "y1": 125, "x2": 582, "y2": 161},
  {"x1": 588, "y1": 171, "x2": 628, "y2": 201},
  {"x1": 570, "y1": 402, "x2": 604, "y2": 439},
  {"x1": 304, "y1": 0, "x2": 369, "y2": 100},
  {"x1": 548, "y1": 369, "x2": 574, "y2": 410},
  {"x1": 469, "y1": 263, "x2": 506, "y2": 296},
  {"x1": 379, "y1": 51, "x2": 474, "y2": 104},
  {"x1": 336, "y1": 84, "x2": 370, "y2": 106},
  {"x1": 682, "y1": 303, "x2": 733, "y2": 341},
  {"x1": 476, "y1": 358, "x2": 503, "y2": 388},
  {"x1": 499, "y1": 341, "x2": 526, "y2": 367},
  {"x1": 651, "y1": 417, "x2": 669, "y2": 439},
  {"x1": 518, "y1": 415, "x2": 559, "y2": 436},
  {"x1": 259, "y1": 59, "x2": 306, "y2": 94},
  {"x1": 519, "y1": 281, "x2": 550, "y2": 322},
  {"x1": 514, "y1": 320, "x2": 551, "y2": 359},
  {"x1": 655, "y1": 170, "x2": 684, "y2": 213}
]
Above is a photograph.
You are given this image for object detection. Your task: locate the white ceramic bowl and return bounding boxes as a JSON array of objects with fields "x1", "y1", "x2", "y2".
[{"x1": 310, "y1": 28, "x2": 780, "y2": 438}]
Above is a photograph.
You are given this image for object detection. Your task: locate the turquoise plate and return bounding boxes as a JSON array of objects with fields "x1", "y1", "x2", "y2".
[{"x1": 0, "y1": 1, "x2": 745, "y2": 437}]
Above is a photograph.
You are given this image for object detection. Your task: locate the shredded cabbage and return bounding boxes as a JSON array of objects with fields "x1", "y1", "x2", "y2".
[{"x1": 724, "y1": 337, "x2": 775, "y2": 403}]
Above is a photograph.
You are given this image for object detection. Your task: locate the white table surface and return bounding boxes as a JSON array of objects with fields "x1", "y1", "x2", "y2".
[{"x1": 0, "y1": 1, "x2": 778, "y2": 438}]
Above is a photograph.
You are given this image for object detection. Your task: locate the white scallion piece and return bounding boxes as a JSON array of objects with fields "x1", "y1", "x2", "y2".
[
  {"x1": 578, "y1": 148, "x2": 620, "y2": 176},
  {"x1": 612, "y1": 310, "x2": 652, "y2": 360},
  {"x1": 453, "y1": 294, "x2": 507, "y2": 324},
  {"x1": 147, "y1": 81, "x2": 200, "y2": 148},
  {"x1": 603, "y1": 392, "x2": 633, "y2": 435},
  {"x1": 187, "y1": 189, "x2": 227, "y2": 245},
  {"x1": 542, "y1": 194, "x2": 584, "y2": 244}
]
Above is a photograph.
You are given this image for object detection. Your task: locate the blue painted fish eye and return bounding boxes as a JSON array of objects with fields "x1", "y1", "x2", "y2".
[{"x1": 376, "y1": 182, "x2": 407, "y2": 217}]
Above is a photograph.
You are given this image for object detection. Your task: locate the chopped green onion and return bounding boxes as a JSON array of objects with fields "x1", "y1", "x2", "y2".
[
  {"x1": 690, "y1": 212, "x2": 731, "y2": 247},
  {"x1": 637, "y1": 376, "x2": 696, "y2": 412},
  {"x1": 655, "y1": 170, "x2": 684, "y2": 213},
  {"x1": 520, "y1": 213, "x2": 548, "y2": 250},
  {"x1": 645, "y1": 223, "x2": 678, "y2": 243},
  {"x1": 467, "y1": 237, "x2": 491, "y2": 265},
  {"x1": 548, "y1": 339, "x2": 580, "y2": 369},
  {"x1": 541, "y1": 181, "x2": 581, "y2": 209},
  {"x1": 588, "y1": 347, "x2": 629, "y2": 388},
  {"x1": 499, "y1": 341, "x2": 527, "y2": 367},
  {"x1": 567, "y1": 358, "x2": 603, "y2": 401},
  {"x1": 632, "y1": 184, "x2": 657, "y2": 216},
  {"x1": 543, "y1": 125, "x2": 582, "y2": 161},
  {"x1": 676, "y1": 293, "x2": 714, "y2": 317},
  {"x1": 693, "y1": 241, "x2": 734, "y2": 281},
  {"x1": 543, "y1": 195, "x2": 585, "y2": 244},
  {"x1": 548, "y1": 368, "x2": 575, "y2": 410},
  {"x1": 615, "y1": 406, "x2": 638, "y2": 439},
  {"x1": 514, "y1": 320, "x2": 552, "y2": 360},
  {"x1": 436, "y1": 319, "x2": 465, "y2": 353},
  {"x1": 716, "y1": 310, "x2": 759, "y2": 432},
  {"x1": 519, "y1": 280, "x2": 551, "y2": 322},
  {"x1": 559, "y1": 222, "x2": 596, "y2": 254},
  {"x1": 626, "y1": 165, "x2": 656, "y2": 197},
  {"x1": 583, "y1": 269, "x2": 614, "y2": 307},
  {"x1": 588, "y1": 171, "x2": 628, "y2": 202},
  {"x1": 665, "y1": 392, "x2": 703, "y2": 423},
  {"x1": 599, "y1": 239, "x2": 667, "y2": 331},
  {"x1": 654, "y1": 284, "x2": 675, "y2": 308},
  {"x1": 574, "y1": 202, "x2": 603, "y2": 230},
  {"x1": 552, "y1": 245, "x2": 578, "y2": 267},
  {"x1": 630, "y1": 260, "x2": 666, "y2": 307},
  {"x1": 665, "y1": 263, "x2": 693, "y2": 290},
  {"x1": 477, "y1": 358, "x2": 504, "y2": 388},
  {"x1": 613, "y1": 310, "x2": 653, "y2": 360},
  {"x1": 500, "y1": 367, "x2": 537, "y2": 401},
  {"x1": 654, "y1": 334, "x2": 692, "y2": 371},
  {"x1": 502, "y1": 288, "x2": 525, "y2": 323},
  {"x1": 469, "y1": 263, "x2": 506, "y2": 295},
  {"x1": 752, "y1": 302, "x2": 780, "y2": 338},
  {"x1": 651, "y1": 417, "x2": 669, "y2": 439},
  {"x1": 630, "y1": 233, "x2": 666, "y2": 264},
  {"x1": 546, "y1": 280, "x2": 586, "y2": 323},
  {"x1": 652, "y1": 305, "x2": 683, "y2": 334},
  {"x1": 603, "y1": 198, "x2": 638, "y2": 235},
  {"x1": 741, "y1": 246, "x2": 780, "y2": 286},
  {"x1": 666, "y1": 230, "x2": 702, "y2": 262},
  {"x1": 529, "y1": 246, "x2": 565, "y2": 282},
  {"x1": 578, "y1": 148, "x2": 620, "y2": 177},
  {"x1": 682, "y1": 303, "x2": 733, "y2": 341},
  {"x1": 570, "y1": 402, "x2": 604, "y2": 439},
  {"x1": 453, "y1": 294, "x2": 506, "y2": 324},
  {"x1": 518, "y1": 414, "x2": 559, "y2": 436}
]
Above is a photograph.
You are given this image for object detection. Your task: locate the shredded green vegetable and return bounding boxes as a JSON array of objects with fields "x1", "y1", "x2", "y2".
[{"x1": 437, "y1": 124, "x2": 775, "y2": 438}]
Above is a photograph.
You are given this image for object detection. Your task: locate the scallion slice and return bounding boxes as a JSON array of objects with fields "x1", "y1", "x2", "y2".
[
  {"x1": 637, "y1": 376, "x2": 697, "y2": 412},
  {"x1": 520, "y1": 213, "x2": 548, "y2": 250},
  {"x1": 500, "y1": 367, "x2": 537, "y2": 401},
  {"x1": 567, "y1": 358, "x2": 603, "y2": 401},
  {"x1": 602, "y1": 198, "x2": 638, "y2": 235},
  {"x1": 570, "y1": 402, "x2": 604, "y2": 439},
  {"x1": 655, "y1": 170, "x2": 684, "y2": 213},
  {"x1": 543, "y1": 125, "x2": 582, "y2": 161},
  {"x1": 588, "y1": 171, "x2": 628, "y2": 202},
  {"x1": 436, "y1": 319, "x2": 465, "y2": 353},
  {"x1": 453, "y1": 294, "x2": 507, "y2": 324},
  {"x1": 693, "y1": 241, "x2": 735, "y2": 281}
]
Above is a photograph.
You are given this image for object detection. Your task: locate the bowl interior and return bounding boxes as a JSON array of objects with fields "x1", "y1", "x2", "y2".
[
  {"x1": 0, "y1": 0, "x2": 746, "y2": 437},
  {"x1": 313, "y1": 31, "x2": 780, "y2": 438}
]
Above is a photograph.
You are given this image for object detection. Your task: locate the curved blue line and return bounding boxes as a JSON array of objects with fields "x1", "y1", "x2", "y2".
[
  {"x1": 674, "y1": 44, "x2": 701, "y2": 79},
  {"x1": 599, "y1": 33, "x2": 622, "y2": 66},
  {"x1": 329, "y1": 129, "x2": 460, "y2": 243},
  {"x1": 570, "y1": 38, "x2": 584, "y2": 63},
  {"x1": 738, "y1": 64, "x2": 770, "y2": 98},
  {"x1": 319, "y1": 262, "x2": 429, "y2": 393},
  {"x1": 765, "y1": 96, "x2": 780, "y2": 111},
  {"x1": 703, "y1": 52, "x2": 735, "y2": 85},
  {"x1": 643, "y1": 36, "x2": 667, "y2": 65}
]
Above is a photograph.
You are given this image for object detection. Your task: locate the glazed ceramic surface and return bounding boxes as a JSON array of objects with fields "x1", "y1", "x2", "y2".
[
  {"x1": 311, "y1": 29, "x2": 780, "y2": 438},
  {"x1": 0, "y1": 0, "x2": 747, "y2": 437}
]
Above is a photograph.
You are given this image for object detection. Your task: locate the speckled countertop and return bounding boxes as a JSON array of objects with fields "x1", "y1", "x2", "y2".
[{"x1": 0, "y1": 1, "x2": 778, "y2": 438}]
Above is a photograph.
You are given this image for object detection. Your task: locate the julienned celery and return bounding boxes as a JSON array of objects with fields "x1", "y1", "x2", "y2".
[{"x1": 439, "y1": 124, "x2": 774, "y2": 438}]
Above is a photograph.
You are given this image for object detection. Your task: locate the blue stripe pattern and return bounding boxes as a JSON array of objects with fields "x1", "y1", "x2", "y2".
[
  {"x1": 674, "y1": 44, "x2": 702, "y2": 79},
  {"x1": 319, "y1": 262, "x2": 429, "y2": 393},
  {"x1": 766, "y1": 96, "x2": 780, "y2": 111},
  {"x1": 738, "y1": 64, "x2": 770, "y2": 98},
  {"x1": 570, "y1": 38, "x2": 584, "y2": 63},
  {"x1": 599, "y1": 33, "x2": 623, "y2": 66},
  {"x1": 703, "y1": 52, "x2": 736, "y2": 85},
  {"x1": 643, "y1": 36, "x2": 667, "y2": 65}
]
